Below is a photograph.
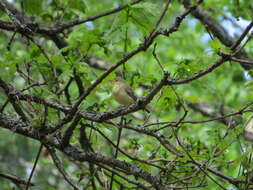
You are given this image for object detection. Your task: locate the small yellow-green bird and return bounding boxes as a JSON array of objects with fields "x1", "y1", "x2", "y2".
[
  {"x1": 244, "y1": 115, "x2": 253, "y2": 141},
  {"x1": 111, "y1": 77, "x2": 154, "y2": 112}
]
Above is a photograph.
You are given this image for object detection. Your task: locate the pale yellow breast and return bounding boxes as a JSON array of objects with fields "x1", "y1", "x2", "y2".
[{"x1": 112, "y1": 83, "x2": 134, "y2": 106}]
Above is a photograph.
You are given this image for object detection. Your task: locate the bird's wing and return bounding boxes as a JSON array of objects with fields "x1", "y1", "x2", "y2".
[
  {"x1": 124, "y1": 83, "x2": 155, "y2": 112},
  {"x1": 124, "y1": 84, "x2": 137, "y2": 101}
]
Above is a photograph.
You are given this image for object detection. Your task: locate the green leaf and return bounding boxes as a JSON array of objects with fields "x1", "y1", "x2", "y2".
[
  {"x1": 68, "y1": 0, "x2": 87, "y2": 12},
  {"x1": 210, "y1": 38, "x2": 222, "y2": 52},
  {"x1": 129, "y1": 2, "x2": 158, "y2": 34},
  {"x1": 210, "y1": 38, "x2": 232, "y2": 53},
  {"x1": 103, "y1": 18, "x2": 129, "y2": 44},
  {"x1": 23, "y1": 0, "x2": 43, "y2": 15}
]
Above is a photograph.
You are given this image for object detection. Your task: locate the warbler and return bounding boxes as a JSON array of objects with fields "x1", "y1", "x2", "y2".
[
  {"x1": 244, "y1": 115, "x2": 253, "y2": 141},
  {"x1": 110, "y1": 77, "x2": 154, "y2": 112}
]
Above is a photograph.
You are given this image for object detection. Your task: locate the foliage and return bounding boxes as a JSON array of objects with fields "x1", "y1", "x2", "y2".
[{"x1": 0, "y1": 0, "x2": 253, "y2": 189}]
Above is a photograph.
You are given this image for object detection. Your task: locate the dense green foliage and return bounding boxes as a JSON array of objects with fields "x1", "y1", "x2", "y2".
[{"x1": 0, "y1": 0, "x2": 253, "y2": 189}]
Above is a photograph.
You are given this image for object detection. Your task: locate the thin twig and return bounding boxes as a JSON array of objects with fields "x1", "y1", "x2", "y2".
[
  {"x1": 53, "y1": 0, "x2": 144, "y2": 33},
  {"x1": 0, "y1": 172, "x2": 34, "y2": 187},
  {"x1": 47, "y1": 146, "x2": 82, "y2": 190},
  {"x1": 152, "y1": 43, "x2": 165, "y2": 73},
  {"x1": 25, "y1": 143, "x2": 43, "y2": 190},
  {"x1": 110, "y1": 117, "x2": 124, "y2": 190}
]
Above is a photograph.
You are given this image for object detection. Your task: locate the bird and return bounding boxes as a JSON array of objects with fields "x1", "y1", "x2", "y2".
[
  {"x1": 244, "y1": 115, "x2": 253, "y2": 142},
  {"x1": 110, "y1": 77, "x2": 154, "y2": 112}
]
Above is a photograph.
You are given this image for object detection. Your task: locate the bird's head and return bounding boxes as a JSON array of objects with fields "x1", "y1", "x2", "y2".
[
  {"x1": 110, "y1": 77, "x2": 125, "y2": 89},
  {"x1": 110, "y1": 77, "x2": 124, "y2": 84}
]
